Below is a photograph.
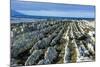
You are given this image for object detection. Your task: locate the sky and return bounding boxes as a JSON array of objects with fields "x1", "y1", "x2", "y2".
[{"x1": 11, "y1": 0, "x2": 95, "y2": 18}]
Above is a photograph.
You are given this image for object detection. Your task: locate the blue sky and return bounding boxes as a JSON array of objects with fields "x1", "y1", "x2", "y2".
[{"x1": 11, "y1": 0, "x2": 95, "y2": 18}]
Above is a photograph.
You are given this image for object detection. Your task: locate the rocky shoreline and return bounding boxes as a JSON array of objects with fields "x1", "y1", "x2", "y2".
[{"x1": 10, "y1": 20, "x2": 95, "y2": 67}]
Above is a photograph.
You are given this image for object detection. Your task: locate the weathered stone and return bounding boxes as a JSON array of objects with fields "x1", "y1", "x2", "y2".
[
  {"x1": 12, "y1": 31, "x2": 43, "y2": 57},
  {"x1": 25, "y1": 50, "x2": 43, "y2": 65},
  {"x1": 44, "y1": 47, "x2": 57, "y2": 62},
  {"x1": 33, "y1": 38, "x2": 51, "y2": 49},
  {"x1": 38, "y1": 59, "x2": 51, "y2": 65}
]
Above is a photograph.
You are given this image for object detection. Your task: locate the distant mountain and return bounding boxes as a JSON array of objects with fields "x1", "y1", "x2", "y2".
[{"x1": 11, "y1": 10, "x2": 95, "y2": 20}]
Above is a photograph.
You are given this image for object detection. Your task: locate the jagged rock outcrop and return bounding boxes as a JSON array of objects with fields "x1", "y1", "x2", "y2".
[
  {"x1": 11, "y1": 20, "x2": 95, "y2": 66},
  {"x1": 25, "y1": 50, "x2": 43, "y2": 65}
]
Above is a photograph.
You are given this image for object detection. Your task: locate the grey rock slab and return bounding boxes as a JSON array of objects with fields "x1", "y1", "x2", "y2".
[
  {"x1": 38, "y1": 59, "x2": 51, "y2": 65},
  {"x1": 25, "y1": 50, "x2": 43, "y2": 65},
  {"x1": 44, "y1": 47, "x2": 57, "y2": 62}
]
